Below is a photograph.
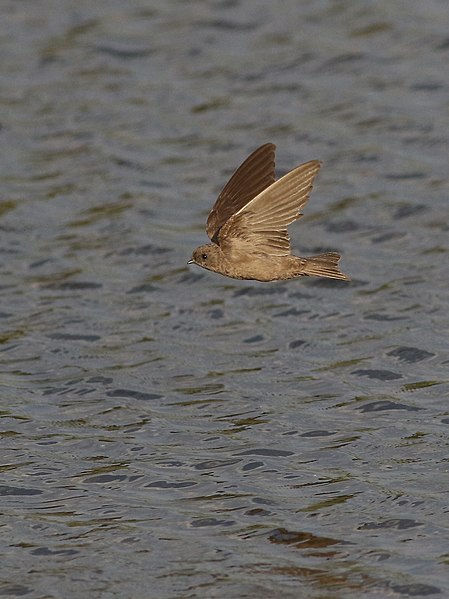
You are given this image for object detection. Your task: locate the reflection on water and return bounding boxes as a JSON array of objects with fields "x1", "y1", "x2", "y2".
[{"x1": 1, "y1": 0, "x2": 448, "y2": 597}]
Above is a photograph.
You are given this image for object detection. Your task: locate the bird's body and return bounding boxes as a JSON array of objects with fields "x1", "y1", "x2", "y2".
[
  {"x1": 189, "y1": 143, "x2": 350, "y2": 283},
  {"x1": 191, "y1": 244, "x2": 345, "y2": 282}
]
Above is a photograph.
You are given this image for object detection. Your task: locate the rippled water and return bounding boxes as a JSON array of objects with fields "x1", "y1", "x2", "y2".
[{"x1": 1, "y1": 1, "x2": 448, "y2": 597}]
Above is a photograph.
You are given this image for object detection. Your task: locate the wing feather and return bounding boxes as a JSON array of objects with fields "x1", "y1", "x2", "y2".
[
  {"x1": 218, "y1": 160, "x2": 321, "y2": 256},
  {"x1": 206, "y1": 143, "x2": 276, "y2": 242}
]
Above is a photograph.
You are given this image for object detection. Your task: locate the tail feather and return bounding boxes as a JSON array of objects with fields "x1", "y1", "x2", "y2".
[{"x1": 302, "y1": 252, "x2": 350, "y2": 281}]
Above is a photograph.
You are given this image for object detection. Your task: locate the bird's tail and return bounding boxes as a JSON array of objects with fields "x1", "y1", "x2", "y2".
[{"x1": 302, "y1": 252, "x2": 350, "y2": 281}]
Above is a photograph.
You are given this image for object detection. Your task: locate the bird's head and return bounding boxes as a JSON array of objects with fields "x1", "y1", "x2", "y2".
[{"x1": 188, "y1": 243, "x2": 223, "y2": 272}]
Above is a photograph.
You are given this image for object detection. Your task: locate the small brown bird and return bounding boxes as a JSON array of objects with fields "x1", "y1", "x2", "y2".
[{"x1": 188, "y1": 143, "x2": 350, "y2": 282}]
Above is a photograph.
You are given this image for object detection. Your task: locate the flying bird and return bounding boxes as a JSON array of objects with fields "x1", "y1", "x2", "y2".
[{"x1": 188, "y1": 143, "x2": 350, "y2": 282}]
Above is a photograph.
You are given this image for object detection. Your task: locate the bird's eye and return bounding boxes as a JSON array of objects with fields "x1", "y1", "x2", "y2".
[{"x1": 201, "y1": 253, "x2": 208, "y2": 260}]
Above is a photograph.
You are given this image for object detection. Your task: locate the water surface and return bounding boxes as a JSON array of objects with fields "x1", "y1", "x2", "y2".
[{"x1": 1, "y1": 1, "x2": 448, "y2": 597}]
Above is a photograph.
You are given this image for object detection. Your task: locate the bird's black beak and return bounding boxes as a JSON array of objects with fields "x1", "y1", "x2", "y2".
[{"x1": 187, "y1": 259, "x2": 194, "y2": 264}]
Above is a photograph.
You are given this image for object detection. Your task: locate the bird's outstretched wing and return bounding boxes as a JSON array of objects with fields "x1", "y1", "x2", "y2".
[
  {"x1": 218, "y1": 160, "x2": 321, "y2": 256},
  {"x1": 206, "y1": 143, "x2": 276, "y2": 243}
]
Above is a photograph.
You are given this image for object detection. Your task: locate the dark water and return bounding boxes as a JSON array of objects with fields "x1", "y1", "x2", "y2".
[{"x1": 1, "y1": 1, "x2": 448, "y2": 597}]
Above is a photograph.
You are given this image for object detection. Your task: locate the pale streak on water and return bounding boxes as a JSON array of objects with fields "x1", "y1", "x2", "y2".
[{"x1": 0, "y1": 1, "x2": 448, "y2": 597}]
